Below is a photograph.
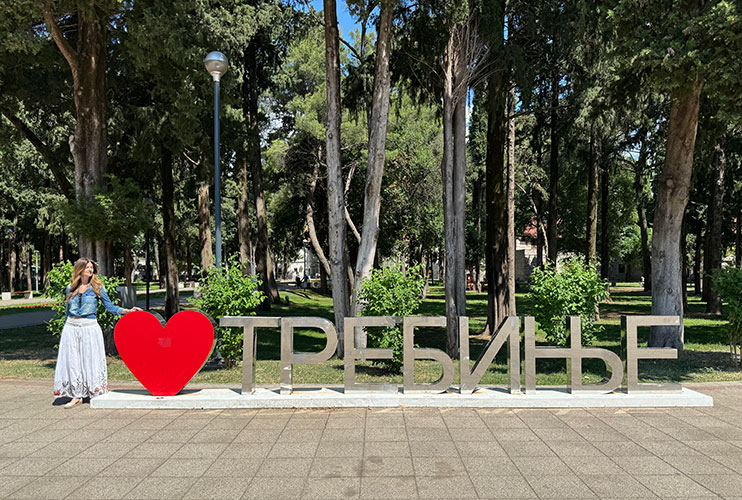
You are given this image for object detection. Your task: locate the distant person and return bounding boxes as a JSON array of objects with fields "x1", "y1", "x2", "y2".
[{"x1": 54, "y1": 258, "x2": 141, "y2": 408}]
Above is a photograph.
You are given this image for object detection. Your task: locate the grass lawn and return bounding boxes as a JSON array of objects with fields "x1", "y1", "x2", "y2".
[{"x1": 1, "y1": 286, "x2": 740, "y2": 386}]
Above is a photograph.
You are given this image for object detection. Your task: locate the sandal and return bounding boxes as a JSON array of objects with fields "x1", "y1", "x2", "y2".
[{"x1": 64, "y1": 398, "x2": 82, "y2": 409}]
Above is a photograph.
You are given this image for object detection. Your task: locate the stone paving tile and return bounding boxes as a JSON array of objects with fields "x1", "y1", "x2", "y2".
[
  {"x1": 48, "y1": 456, "x2": 117, "y2": 476},
  {"x1": 75, "y1": 441, "x2": 139, "y2": 459},
  {"x1": 242, "y1": 476, "x2": 305, "y2": 499},
  {"x1": 365, "y1": 441, "x2": 411, "y2": 457},
  {"x1": 267, "y1": 440, "x2": 319, "y2": 458},
  {"x1": 524, "y1": 473, "x2": 597, "y2": 498},
  {"x1": 510, "y1": 456, "x2": 573, "y2": 476},
  {"x1": 360, "y1": 476, "x2": 418, "y2": 499},
  {"x1": 636, "y1": 474, "x2": 719, "y2": 497},
  {"x1": 325, "y1": 417, "x2": 364, "y2": 429},
  {"x1": 302, "y1": 477, "x2": 361, "y2": 499},
  {"x1": 454, "y1": 441, "x2": 508, "y2": 457},
  {"x1": 662, "y1": 455, "x2": 733, "y2": 475},
  {"x1": 150, "y1": 457, "x2": 216, "y2": 477},
  {"x1": 416, "y1": 476, "x2": 478, "y2": 499},
  {"x1": 0, "y1": 441, "x2": 46, "y2": 458},
  {"x1": 689, "y1": 474, "x2": 742, "y2": 497},
  {"x1": 491, "y1": 427, "x2": 543, "y2": 442},
  {"x1": 0, "y1": 475, "x2": 35, "y2": 499},
  {"x1": 448, "y1": 427, "x2": 496, "y2": 441},
  {"x1": 256, "y1": 457, "x2": 313, "y2": 477},
  {"x1": 500, "y1": 440, "x2": 556, "y2": 457},
  {"x1": 316, "y1": 440, "x2": 364, "y2": 457},
  {"x1": 365, "y1": 426, "x2": 407, "y2": 442},
  {"x1": 100, "y1": 458, "x2": 165, "y2": 476},
  {"x1": 220, "y1": 442, "x2": 273, "y2": 459},
  {"x1": 471, "y1": 475, "x2": 538, "y2": 498},
  {"x1": 182, "y1": 476, "x2": 252, "y2": 499},
  {"x1": 9, "y1": 475, "x2": 88, "y2": 499},
  {"x1": 592, "y1": 440, "x2": 655, "y2": 457},
  {"x1": 232, "y1": 428, "x2": 282, "y2": 443},
  {"x1": 408, "y1": 441, "x2": 459, "y2": 457},
  {"x1": 406, "y1": 427, "x2": 452, "y2": 442},
  {"x1": 1, "y1": 456, "x2": 66, "y2": 476},
  {"x1": 123, "y1": 476, "x2": 197, "y2": 499},
  {"x1": 363, "y1": 457, "x2": 415, "y2": 477},
  {"x1": 309, "y1": 457, "x2": 364, "y2": 477},
  {"x1": 561, "y1": 455, "x2": 625, "y2": 475},
  {"x1": 27, "y1": 440, "x2": 92, "y2": 458},
  {"x1": 203, "y1": 457, "x2": 263, "y2": 477},
  {"x1": 124, "y1": 442, "x2": 183, "y2": 459},
  {"x1": 69, "y1": 475, "x2": 145, "y2": 499},
  {"x1": 172, "y1": 442, "x2": 228, "y2": 459},
  {"x1": 611, "y1": 455, "x2": 680, "y2": 475},
  {"x1": 412, "y1": 457, "x2": 467, "y2": 476},
  {"x1": 581, "y1": 474, "x2": 657, "y2": 498},
  {"x1": 321, "y1": 427, "x2": 365, "y2": 442},
  {"x1": 462, "y1": 456, "x2": 521, "y2": 476}
]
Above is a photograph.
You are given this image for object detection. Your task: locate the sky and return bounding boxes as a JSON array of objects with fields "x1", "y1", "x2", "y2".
[{"x1": 308, "y1": 0, "x2": 362, "y2": 39}]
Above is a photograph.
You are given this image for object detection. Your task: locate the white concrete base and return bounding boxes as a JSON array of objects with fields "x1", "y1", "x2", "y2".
[{"x1": 91, "y1": 386, "x2": 713, "y2": 409}]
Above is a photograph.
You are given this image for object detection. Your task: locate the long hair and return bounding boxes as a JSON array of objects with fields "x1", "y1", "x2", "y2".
[{"x1": 66, "y1": 258, "x2": 103, "y2": 302}]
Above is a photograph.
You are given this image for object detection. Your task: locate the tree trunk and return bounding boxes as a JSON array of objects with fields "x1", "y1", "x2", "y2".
[
  {"x1": 24, "y1": 245, "x2": 33, "y2": 292},
  {"x1": 650, "y1": 77, "x2": 703, "y2": 349},
  {"x1": 441, "y1": 34, "x2": 458, "y2": 356},
  {"x1": 600, "y1": 157, "x2": 610, "y2": 280},
  {"x1": 681, "y1": 211, "x2": 688, "y2": 312},
  {"x1": 704, "y1": 137, "x2": 726, "y2": 314},
  {"x1": 245, "y1": 45, "x2": 280, "y2": 306},
  {"x1": 197, "y1": 160, "x2": 213, "y2": 273},
  {"x1": 736, "y1": 210, "x2": 741, "y2": 267},
  {"x1": 324, "y1": 0, "x2": 350, "y2": 356},
  {"x1": 586, "y1": 127, "x2": 599, "y2": 265},
  {"x1": 156, "y1": 240, "x2": 166, "y2": 289},
  {"x1": 238, "y1": 157, "x2": 252, "y2": 272},
  {"x1": 694, "y1": 221, "x2": 703, "y2": 295},
  {"x1": 307, "y1": 160, "x2": 332, "y2": 277},
  {"x1": 633, "y1": 137, "x2": 652, "y2": 291},
  {"x1": 547, "y1": 73, "x2": 560, "y2": 264},
  {"x1": 351, "y1": 0, "x2": 394, "y2": 325},
  {"x1": 44, "y1": 6, "x2": 109, "y2": 267},
  {"x1": 485, "y1": 26, "x2": 508, "y2": 336},
  {"x1": 124, "y1": 243, "x2": 132, "y2": 286},
  {"x1": 160, "y1": 147, "x2": 179, "y2": 319},
  {"x1": 507, "y1": 83, "x2": 516, "y2": 315},
  {"x1": 452, "y1": 24, "x2": 467, "y2": 330}
]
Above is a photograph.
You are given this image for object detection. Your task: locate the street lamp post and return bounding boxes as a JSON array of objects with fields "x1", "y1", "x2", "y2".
[{"x1": 204, "y1": 51, "x2": 229, "y2": 268}]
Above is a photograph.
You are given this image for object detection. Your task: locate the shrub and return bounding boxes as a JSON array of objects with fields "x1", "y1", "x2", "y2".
[
  {"x1": 192, "y1": 255, "x2": 264, "y2": 366},
  {"x1": 357, "y1": 263, "x2": 425, "y2": 372},
  {"x1": 528, "y1": 258, "x2": 608, "y2": 346},
  {"x1": 45, "y1": 260, "x2": 124, "y2": 339},
  {"x1": 712, "y1": 267, "x2": 742, "y2": 364}
]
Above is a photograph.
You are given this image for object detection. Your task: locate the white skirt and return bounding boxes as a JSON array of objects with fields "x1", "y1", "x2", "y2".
[{"x1": 53, "y1": 318, "x2": 108, "y2": 399}]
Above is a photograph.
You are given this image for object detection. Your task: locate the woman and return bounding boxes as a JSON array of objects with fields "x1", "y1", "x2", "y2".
[{"x1": 53, "y1": 258, "x2": 141, "y2": 408}]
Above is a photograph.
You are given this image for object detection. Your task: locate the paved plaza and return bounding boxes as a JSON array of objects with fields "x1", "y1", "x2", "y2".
[{"x1": 2, "y1": 381, "x2": 742, "y2": 499}]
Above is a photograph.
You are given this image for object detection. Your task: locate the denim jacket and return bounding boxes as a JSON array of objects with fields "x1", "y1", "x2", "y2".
[{"x1": 65, "y1": 285, "x2": 124, "y2": 319}]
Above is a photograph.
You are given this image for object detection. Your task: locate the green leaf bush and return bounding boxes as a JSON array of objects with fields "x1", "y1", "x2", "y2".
[
  {"x1": 357, "y1": 263, "x2": 425, "y2": 372},
  {"x1": 528, "y1": 258, "x2": 608, "y2": 346},
  {"x1": 192, "y1": 255, "x2": 264, "y2": 366},
  {"x1": 712, "y1": 267, "x2": 742, "y2": 365},
  {"x1": 45, "y1": 261, "x2": 124, "y2": 340}
]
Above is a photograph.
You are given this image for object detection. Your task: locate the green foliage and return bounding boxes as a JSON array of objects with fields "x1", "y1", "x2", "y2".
[
  {"x1": 44, "y1": 261, "x2": 124, "y2": 340},
  {"x1": 61, "y1": 175, "x2": 154, "y2": 245},
  {"x1": 529, "y1": 258, "x2": 609, "y2": 346},
  {"x1": 712, "y1": 267, "x2": 742, "y2": 364},
  {"x1": 357, "y1": 264, "x2": 425, "y2": 372},
  {"x1": 192, "y1": 255, "x2": 265, "y2": 366}
]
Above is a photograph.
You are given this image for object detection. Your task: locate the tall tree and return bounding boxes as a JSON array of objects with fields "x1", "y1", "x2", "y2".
[
  {"x1": 350, "y1": 0, "x2": 395, "y2": 323},
  {"x1": 324, "y1": 0, "x2": 350, "y2": 354},
  {"x1": 43, "y1": 2, "x2": 117, "y2": 272}
]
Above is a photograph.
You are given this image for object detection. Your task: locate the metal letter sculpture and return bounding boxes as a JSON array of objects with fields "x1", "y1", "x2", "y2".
[{"x1": 216, "y1": 315, "x2": 683, "y2": 396}]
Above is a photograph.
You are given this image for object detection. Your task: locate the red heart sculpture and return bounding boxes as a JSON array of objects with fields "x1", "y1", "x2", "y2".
[{"x1": 114, "y1": 310, "x2": 215, "y2": 396}]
